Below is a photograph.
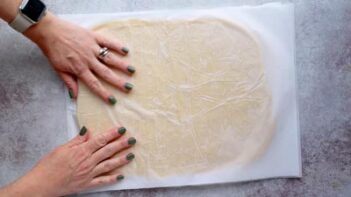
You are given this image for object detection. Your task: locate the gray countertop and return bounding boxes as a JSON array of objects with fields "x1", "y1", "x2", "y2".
[{"x1": 0, "y1": 0, "x2": 350, "y2": 196}]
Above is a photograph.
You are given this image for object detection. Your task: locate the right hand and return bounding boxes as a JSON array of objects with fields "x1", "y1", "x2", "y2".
[{"x1": 3, "y1": 126, "x2": 136, "y2": 196}]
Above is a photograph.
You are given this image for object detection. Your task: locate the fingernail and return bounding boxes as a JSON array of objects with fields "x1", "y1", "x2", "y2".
[
  {"x1": 122, "y1": 47, "x2": 129, "y2": 54},
  {"x1": 128, "y1": 137, "x2": 137, "y2": 145},
  {"x1": 108, "y1": 96, "x2": 117, "y2": 105},
  {"x1": 79, "y1": 126, "x2": 87, "y2": 136},
  {"x1": 126, "y1": 153, "x2": 135, "y2": 161},
  {"x1": 68, "y1": 89, "x2": 74, "y2": 99},
  {"x1": 127, "y1": 65, "x2": 136, "y2": 74},
  {"x1": 116, "y1": 175, "x2": 124, "y2": 181},
  {"x1": 124, "y1": 82, "x2": 134, "y2": 91},
  {"x1": 118, "y1": 127, "x2": 126, "y2": 135}
]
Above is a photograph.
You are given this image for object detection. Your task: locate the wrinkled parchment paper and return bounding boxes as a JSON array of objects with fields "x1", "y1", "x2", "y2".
[{"x1": 63, "y1": 3, "x2": 300, "y2": 193}]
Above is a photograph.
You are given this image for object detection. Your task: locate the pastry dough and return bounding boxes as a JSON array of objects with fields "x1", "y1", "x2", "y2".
[{"x1": 77, "y1": 18, "x2": 275, "y2": 177}]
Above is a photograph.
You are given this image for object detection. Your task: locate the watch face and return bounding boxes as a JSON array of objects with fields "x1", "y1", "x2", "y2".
[{"x1": 21, "y1": 0, "x2": 46, "y2": 22}]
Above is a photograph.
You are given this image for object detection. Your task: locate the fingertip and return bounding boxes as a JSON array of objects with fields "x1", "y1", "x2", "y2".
[
  {"x1": 118, "y1": 126, "x2": 127, "y2": 135},
  {"x1": 79, "y1": 126, "x2": 88, "y2": 136},
  {"x1": 78, "y1": 126, "x2": 90, "y2": 143},
  {"x1": 127, "y1": 65, "x2": 136, "y2": 74},
  {"x1": 127, "y1": 137, "x2": 137, "y2": 145},
  {"x1": 68, "y1": 88, "x2": 74, "y2": 99},
  {"x1": 116, "y1": 174, "x2": 124, "y2": 181},
  {"x1": 67, "y1": 126, "x2": 89, "y2": 147},
  {"x1": 108, "y1": 95, "x2": 117, "y2": 105},
  {"x1": 126, "y1": 152, "x2": 135, "y2": 161},
  {"x1": 67, "y1": 84, "x2": 78, "y2": 100},
  {"x1": 124, "y1": 82, "x2": 134, "y2": 91},
  {"x1": 121, "y1": 47, "x2": 129, "y2": 55},
  {"x1": 71, "y1": 82, "x2": 79, "y2": 100},
  {"x1": 59, "y1": 72, "x2": 78, "y2": 100}
]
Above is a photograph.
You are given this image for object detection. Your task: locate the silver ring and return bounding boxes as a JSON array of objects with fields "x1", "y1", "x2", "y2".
[{"x1": 98, "y1": 47, "x2": 109, "y2": 59}]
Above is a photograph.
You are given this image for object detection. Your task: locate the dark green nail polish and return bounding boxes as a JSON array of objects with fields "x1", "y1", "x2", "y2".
[
  {"x1": 127, "y1": 65, "x2": 136, "y2": 74},
  {"x1": 79, "y1": 126, "x2": 87, "y2": 136},
  {"x1": 122, "y1": 47, "x2": 129, "y2": 54},
  {"x1": 108, "y1": 96, "x2": 117, "y2": 105},
  {"x1": 118, "y1": 127, "x2": 126, "y2": 135},
  {"x1": 128, "y1": 137, "x2": 137, "y2": 145},
  {"x1": 68, "y1": 89, "x2": 74, "y2": 99},
  {"x1": 116, "y1": 175, "x2": 124, "y2": 181},
  {"x1": 126, "y1": 153, "x2": 135, "y2": 161},
  {"x1": 124, "y1": 83, "x2": 134, "y2": 91}
]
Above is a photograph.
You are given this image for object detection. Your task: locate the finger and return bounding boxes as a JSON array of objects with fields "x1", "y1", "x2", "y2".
[
  {"x1": 86, "y1": 173, "x2": 124, "y2": 189},
  {"x1": 85, "y1": 126, "x2": 127, "y2": 153},
  {"x1": 100, "y1": 51, "x2": 136, "y2": 75},
  {"x1": 58, "y1": 72, "x2": 78, "y2": 99},
  {"x1": 79, "y1": 70, "x2": 117, "y2": 105},
  {"x1": 66, "y1": 126, "x2": 90, "y2": 147},
  {"x1": 91, "y1": 60, "x2": 134, "y2": 92},
  {"x1": 92, "y1": 152, "x2": 135, "y2": 177},
  {"x1": 91, "y1": 136, "x2": 136, "y2": 164},
  {"x1": 95, "y1": 33, "x2": 129, "y2": 56}
]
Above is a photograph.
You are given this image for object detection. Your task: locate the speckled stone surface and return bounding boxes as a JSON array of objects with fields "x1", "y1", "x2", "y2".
[{"x1": 0, "y1": 0, "x2": 350, "y2": 197}]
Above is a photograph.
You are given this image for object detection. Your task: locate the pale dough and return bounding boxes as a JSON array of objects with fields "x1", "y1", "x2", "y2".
[{"x1": 77, "y1": 18, "x2": 275, "y2": 177}]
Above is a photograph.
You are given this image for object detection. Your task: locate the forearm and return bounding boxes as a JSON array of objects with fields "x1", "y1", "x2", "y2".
[
  {"x1": 0, "y1": 171, "x2": 52, "y2": 197},
  {"x1": 0, "y1": 0, "x2": 57, "y2": 40},
  {"x1": 0, "y1": 0, "x2": 22, "y2": 22}
]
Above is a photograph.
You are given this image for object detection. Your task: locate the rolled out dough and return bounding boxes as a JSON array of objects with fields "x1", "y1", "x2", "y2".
[{"x1": 77, "y1": 18, "x2": 275, "y2": 177}]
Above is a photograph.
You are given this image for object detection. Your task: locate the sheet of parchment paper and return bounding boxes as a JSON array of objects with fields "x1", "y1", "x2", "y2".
[{"x1": 63, "y1": 3, "x2": 300, "y2": 193}]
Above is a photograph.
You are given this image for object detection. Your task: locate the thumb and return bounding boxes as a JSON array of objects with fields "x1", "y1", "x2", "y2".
[
  {"x1": 58, "y1": 71, "x2": 78, "y2": 99},
  {"x1": 66, "y1": 126, "x2": 90, "y2": 147}
]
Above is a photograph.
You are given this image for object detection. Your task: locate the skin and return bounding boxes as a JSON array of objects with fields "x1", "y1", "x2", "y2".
[
  {"x1": 0, "y1": 0, "x2": 137, "y2": 195},
  {"x1": 0, "y1": 127, "x2": 136, "y2": 196},
  {"x1": 24, "y1": 12, "x2": 136, "y2": 103},
  {"x1": 1, "y1": 0, "x2": 135, "y2": 104}
]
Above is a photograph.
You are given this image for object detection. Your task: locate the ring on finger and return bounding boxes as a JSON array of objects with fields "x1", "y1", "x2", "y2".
[{"x1": 98, "y1": 47, "x2": 110, "y2": 59}]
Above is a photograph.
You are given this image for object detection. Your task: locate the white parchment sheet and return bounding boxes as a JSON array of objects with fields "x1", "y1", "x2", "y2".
[{"x1": 63, "y1": 3, "x2": 300, "y2": 192}]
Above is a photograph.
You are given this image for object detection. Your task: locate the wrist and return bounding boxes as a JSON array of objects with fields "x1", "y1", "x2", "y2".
[{"x1": 23, "y1": 12, "x2": 57, "y2": 43}]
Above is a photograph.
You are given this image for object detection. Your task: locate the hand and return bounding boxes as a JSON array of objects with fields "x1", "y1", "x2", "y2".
[
  {"x1": 24, "y1": 13, "x2": 136, "y2": 104},
  {"x1": 1, "y1": 126, "x2": 137, "y2": 196}
]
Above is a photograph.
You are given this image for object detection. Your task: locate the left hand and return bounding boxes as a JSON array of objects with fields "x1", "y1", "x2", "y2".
[
  {"x1": 24, "y1": 12, "x2": 135, "y2": 105},
  {"x1": 1, "y1": 126, "x2": 136, "y2": 196}
]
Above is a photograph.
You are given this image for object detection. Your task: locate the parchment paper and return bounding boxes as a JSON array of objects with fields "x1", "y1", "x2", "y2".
[{"x1": 63, "y1": 3, "x2": 300, "y2": 192}]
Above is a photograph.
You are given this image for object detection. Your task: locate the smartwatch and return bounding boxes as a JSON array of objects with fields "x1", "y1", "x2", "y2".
[{"x1": 9, "y1": 0, "x2": 47, "y2": 33}]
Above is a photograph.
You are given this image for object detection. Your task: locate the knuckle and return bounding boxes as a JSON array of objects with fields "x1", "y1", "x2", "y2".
[
  {"x1": 76, "y1": 148, "x2": 90, "y2": 159},
  {"x1": 120, "y1": 140, "x2": 128, "y2": 148},
  {"x1": 74, "y1": 65, "x2": 88, "y2": 77},
  {"x1": 80, "y1": 163, "x2": 90, "y2": 171},
  {"x1": 97, "y1": 178, "x2": 109, "y2": 185},
  {"x1": 77, "y1": 162, "x2": 94, "y2": 176},
  {"x1": 114, "y1": 58, "x2": 124, "y2": 66},
  {"x1": 97, "y1": 66, "x2": 110, "y2": 77},
  {"x1": 96, "y1": 33, "x2": 106, "y2": 42},
  {"x1": 99, "y1": 66, "x2": 113, "y2": 79},
  {"x1": 87, "y1": 78, "x2": 101, "y2": 92},
  {"x1": 103, "y1": 161, "x2": 113, "y2": 171},
  {"x1": 110, "y1": 40, "x2": 121, "y2": 48},
  {"x1": 103, "y1": 53, "x2": 113, "y2": 63},
  {"x1": 105, "y1": 145, "x2": 115, "y2": 154},
  {"x1": 90, "y1": 45, "x2": 98, "y2": 53},
  {"x1": 95, "y1": 135, "x2": 108, "y2": 147}
]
